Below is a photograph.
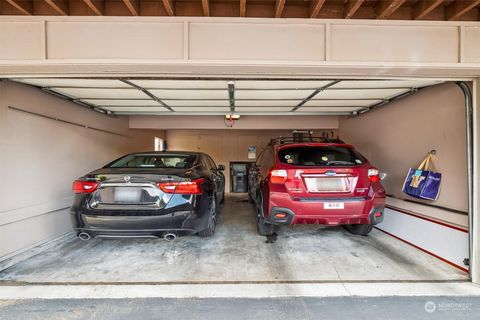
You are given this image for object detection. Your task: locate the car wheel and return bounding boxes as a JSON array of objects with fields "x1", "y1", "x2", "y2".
[
  {"x1": 344, "y1": 224, "x2": 373, "y2": 236},
  {"x1": 256, "y1": 196, "x2": 275, "y2": 236},
  {"x1": 198, "y1": 197, "x2": 217, "y2": 237}
]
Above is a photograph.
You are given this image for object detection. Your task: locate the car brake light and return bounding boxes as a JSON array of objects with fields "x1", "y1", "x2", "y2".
[
  {"x1": 368, "y1": 168, "x2": 380, "y2": 183},
  {"x1": 72, "y1": 180, "x2": 99, "y2": 194},
  {"x1": 157, "y1": 178, "x2": 204, "y2": 194},
  {"x1": 270, "y1": 169, "x2": 288, "y2": 184}
]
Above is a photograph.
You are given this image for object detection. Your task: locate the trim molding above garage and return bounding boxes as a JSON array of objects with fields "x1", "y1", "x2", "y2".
[{"x1": 0, "y1": 17, "x2": 479, "y2": 78}]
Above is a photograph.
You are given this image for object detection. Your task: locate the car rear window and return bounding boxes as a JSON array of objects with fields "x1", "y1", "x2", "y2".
[
  {"x1": 277, "y1": 146, "x2": 365, "y2": 166},
  {"x1": 107, "y1": 154, "x2": 197, "y2": 169}
]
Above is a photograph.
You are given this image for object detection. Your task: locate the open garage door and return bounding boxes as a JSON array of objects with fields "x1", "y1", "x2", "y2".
[{"x1": 0, "y1": 76, "x2": 473, "y2": 294}]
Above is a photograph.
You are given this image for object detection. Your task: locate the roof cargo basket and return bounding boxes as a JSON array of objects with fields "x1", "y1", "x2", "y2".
[{"x1": 269, "y1": 135, "x2": 345, "y2": 146}]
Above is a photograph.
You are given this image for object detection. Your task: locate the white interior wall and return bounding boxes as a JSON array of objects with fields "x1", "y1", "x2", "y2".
[
  {"x1": 339, "y1": 82, "x2": 470, "y2": 271},
  {"x1": 0, "y1": 81, "x2": 157, "y2": 260},
  {"x1": 339, "y1": 83, "x2": 468, "y2": 222}
]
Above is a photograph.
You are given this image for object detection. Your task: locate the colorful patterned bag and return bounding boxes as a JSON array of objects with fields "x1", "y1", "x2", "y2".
[{"x1": 402, "y1": 153, "x2": 442, "y2": 201}]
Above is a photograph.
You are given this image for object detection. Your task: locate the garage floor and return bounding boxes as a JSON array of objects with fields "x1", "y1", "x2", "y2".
[{"x1": 0, "y1": 194, "x2": 467, "y2": 284}]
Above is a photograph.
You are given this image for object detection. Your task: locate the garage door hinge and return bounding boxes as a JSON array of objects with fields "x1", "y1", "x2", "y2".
[{"x1": 463, "y1": 258, "x2": 470, "y2": 266}]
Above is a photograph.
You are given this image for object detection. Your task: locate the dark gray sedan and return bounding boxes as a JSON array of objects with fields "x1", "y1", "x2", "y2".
[{"x1": 70, "y1": 151, "x2": 225, "y2": 241}]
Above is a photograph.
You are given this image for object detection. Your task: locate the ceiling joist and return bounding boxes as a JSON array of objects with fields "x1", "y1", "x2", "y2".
[
  {"x1": 310, "y1": 0, "x2": 326, "y2": 18},
  {"x1": 240, "y1": 0, "x2": 246, "y2": 17},
  {"x1": 345, "y1": 0, "x2": 365, "y2": 19},
  {"x1": 274, "y1": 0, "x2": 286, "y2": 18},
  {"x1": 122, "y1": 0, "x2": 139, "y2": 16},
  {"x1": 446, "y1": 0, "x2": 480, "y2": 21},
  {"x1": 413, "y1": 0, "x2": 444, "y2": 20},
  {"x1": 202, "y1": 0, "x2": 210, "y2": 17},
  {"x1": 4, "y1": 0, "x2": 32, "y2": 15},
  {"x1": 376, "y1": 0, "x2": 407, "y2": 19},
  {"x1": 162, "y1": 0, "x2": 175, "y2": 16},
  {"x1": 82, "y1": 0, "x2": 103, "y2": 16},
  {"x1": 1, "y1": 1, "x2": 478, "y2": 21},
  {"x1": 43, "y1": 0, "x2": 68, "y2": 16}
]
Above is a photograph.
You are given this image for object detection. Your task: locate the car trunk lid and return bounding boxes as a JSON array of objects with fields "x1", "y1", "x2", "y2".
[
  {"x1": 84, "y1": 169, "x2": 194, "y2": 210},
  {"x1": 284, "y1": 167, "x2": 371, "y2": 199}
]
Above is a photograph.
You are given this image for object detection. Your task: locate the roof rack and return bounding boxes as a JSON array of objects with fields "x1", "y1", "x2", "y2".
[{"x1": 269, "y1": 136, "x2": 345, "y2": 146}]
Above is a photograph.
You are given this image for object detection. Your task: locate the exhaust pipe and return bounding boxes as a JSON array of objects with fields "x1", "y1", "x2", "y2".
[
  {"x1": 78, "y1": 232, "x2": 91, "y2": 241},
  {"x1": 164, "y1": 233, "x2": 177, "y2": 242}
]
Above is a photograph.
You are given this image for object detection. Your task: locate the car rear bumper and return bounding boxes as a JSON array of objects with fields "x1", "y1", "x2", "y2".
[
  {"x1": 70, "y1": 194, "x2": 211, "y2": 238},
  {"x1": 71, "y1": 212, "x2": 201, "y2": 238},
  {"x1": 267, "y1": 192, "x2": 385, "y2": 226}
]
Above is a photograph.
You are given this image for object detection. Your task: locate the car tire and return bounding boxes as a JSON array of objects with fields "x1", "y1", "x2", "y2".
[
  {"x1": 198, "y1": 197, "x2": 217, "y2": 237},
  {"x1": 344, "y1": 224, "x2": 373, "y2": 236},
  {"x1": 219, "y1": 191, "x2": 225, "y2": 204},
  {"x1": 248, "y1": 192, "x2": 254, "y2": 203},
  {"x1": 256, "y1": 196, "x2": 275, "y2": 236}
]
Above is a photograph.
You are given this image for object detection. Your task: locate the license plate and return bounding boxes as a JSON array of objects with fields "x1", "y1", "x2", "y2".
[
  {"x1": 324, "y1": 202, "x2": 344, "y2": 209},
  {"x1": 304, "y1": 177, "x2": 349, "y2": 193},
  {"x1": 114, "y1": 187, "x2": 142, "y2": 203}
]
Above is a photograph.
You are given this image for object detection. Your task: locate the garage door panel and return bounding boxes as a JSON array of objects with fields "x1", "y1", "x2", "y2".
[
  {"x1": 130, "y1": 80, "x2": 228, "y2": 89},
  {"x1": 14, "y1": 79, "x2": 130, "y2": 88},
  {"x1": 150, "y1": 89, "x2": 228, "y2": 100},
  {"x1": 236, "y1": 107, "x2": 293, "y2": 112},
  {"x1": 236, "y1": 90, "x2": 314, "y2": 100},
  {"x1": 236, "y1": 80, "x2": 332, "y2": 90},
  {"x1": 236, "y1": 100, "x2": 300, "y2": 107},
  {"x1": 102, "y1": 107, "x2": 168, "y2": 112},
  {"x1": 297, "y1": 107, "x2": 363, "y2": 112},
  {"x1": 172, "y1": 107, "x2": 231, "y2": 112},
  {"x1": 164, "y1": 100, "x2": 229, "y2": 107},
  {"x1": 50, "y1": 88, "x2": 148, "y2": 99},
  {"x1": 81, "y1": 99, "x2": 160, "y2": 107},
  {"x1": 331, "y1": 80, "x2": 441, "y2": 89},
  {"x1": 303, "y1": 100, "x2": 381, "y2": 107},
  {"x1": 315, "y1": 88, "x2": 408, "y2": 100}
]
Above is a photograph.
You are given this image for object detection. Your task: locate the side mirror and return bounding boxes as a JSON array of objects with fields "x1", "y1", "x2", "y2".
[
  {"x1": 217, "y1": 164, "x2": 225, "y2": 171},
  {"x1": 379, "y1": 173, "x2": 387, "y2": 181}
]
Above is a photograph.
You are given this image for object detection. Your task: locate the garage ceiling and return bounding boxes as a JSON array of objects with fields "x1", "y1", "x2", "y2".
[
  {"x1": 11, "y1": 78, "x2": 442, "y2": 116},
  {"x1": 2, "y1": 0, "x2": 479, "y2": 21}
]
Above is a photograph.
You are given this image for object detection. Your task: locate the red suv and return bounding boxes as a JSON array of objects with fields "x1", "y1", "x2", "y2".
[{"x1": 248, "y1": 137, "x2": 386, "y2": 236}]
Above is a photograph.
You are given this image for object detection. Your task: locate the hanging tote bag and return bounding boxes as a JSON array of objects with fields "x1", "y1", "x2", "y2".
[{"x1": 402, "y1": 153, "x2": 442, "y2": 201}]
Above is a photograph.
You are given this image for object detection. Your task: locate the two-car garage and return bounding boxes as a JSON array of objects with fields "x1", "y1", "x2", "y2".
[{"x1": 1, "y1": 12, "x2": 480, "y2": 318}]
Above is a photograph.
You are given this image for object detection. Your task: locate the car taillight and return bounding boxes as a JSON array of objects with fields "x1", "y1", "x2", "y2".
[
  {"x1": 270, "y1": 169, "x2": 288, "y2": 184},
  {"x1": 72, "y1": 180, "x2": 99, "y2": 194},
  {"x1": 157, "y1": 178, "x2": 204, "y2": 195},
  {"x1": 368, "y1": 168, "x2": 380, "y2": 183}
]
